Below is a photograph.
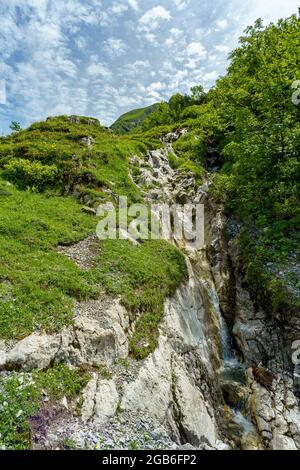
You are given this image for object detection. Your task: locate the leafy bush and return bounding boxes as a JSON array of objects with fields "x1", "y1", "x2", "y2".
[{"x1": 4, "y1": 158, "x2": 58, "y2": 190}]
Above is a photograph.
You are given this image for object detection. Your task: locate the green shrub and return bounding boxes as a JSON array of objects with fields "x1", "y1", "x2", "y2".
[
  {"x1": 210, "y1": 173, "x2": 235, "y2": 204},
  {"x1": 4, "y1": 158, "x2": 58, "y2": 190},
  {"x1": 33, "y1": 363, "x2": 90, "y2": 400}
]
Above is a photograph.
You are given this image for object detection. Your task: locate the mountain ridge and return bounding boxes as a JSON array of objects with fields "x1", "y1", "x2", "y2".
[{"x1": 110, "y1": 103, "x2": 159, "y2": 134}]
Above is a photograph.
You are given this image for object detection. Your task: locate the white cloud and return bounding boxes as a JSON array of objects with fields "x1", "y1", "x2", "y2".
[
  {"x1": 87, "y1": 62, "x2": 112, "y2": 79},
  {"x1": 144, "y1": 33, "x2": 158, "y2": 45},
  {"x1": 165, "y1": 37, "x2": 175, "y2": 48},
  {"x1": 0, "y1": 80, "x2": 6, "y2": 105},
  {"x1": 128, "y1": 0, "x2": 139, "y2": 12},
  {"x1": 139, "y1": 6, "x2": 171, "y2": 31},
  {"x1": 215, "y1": 44, "x2": 230, "y2": 53},
  {"x1": 165, "y1": 28, "x2": 185, "y2": 48},
  {"x1": 174, "y1": 70, "x2": 188, "y2": 80},
  {"x1": 186, "y1": 42, "x2": 206, "y2": 58},
  {"x1": 75, "y1": 36, "x2": 88, "y2": 51},
  {"x1": 215, "y1": 19, "x2": 228, "y2": 31},
  {"x1": 170, "y1": 27, "x2": 183, "y2": 38},
  {"x1": 203, "y1": 70, "x2": 219, "y2": 82},
  {"x1": 121, "y1": 60, "x2": 150, "y2": 79},
  {"x1": 185, "y1": 58, "x2": 198, "y2": 69},
  {"x1": 110, "y1": 2, "x2": 128, "y2": 15},
  {"x1": 173, "y1": 0, "x2": 191, "y2": 11},
  {"x1": 103, "y1": 38, "x2": 127, "y2": 57},
  {"x1": 149, "y1": 81, "x2": 164, "y2": 91}
]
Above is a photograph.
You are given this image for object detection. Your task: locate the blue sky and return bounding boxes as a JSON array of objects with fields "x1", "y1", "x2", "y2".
[{"x1": 0, "y1": 0, "x2": 299, "y2": 134}]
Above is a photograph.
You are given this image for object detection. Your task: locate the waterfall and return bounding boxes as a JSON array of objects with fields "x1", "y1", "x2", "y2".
[{"x1": 132, "y1": 133, "x2": 258, "y2": 447}]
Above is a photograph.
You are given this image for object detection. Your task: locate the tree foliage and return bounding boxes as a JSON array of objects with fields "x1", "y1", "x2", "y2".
[
  {"x1": 134, "y1": 14, "x2": 300, "y2": 312},
  {"x1": 9, "y1": 121, "x2": 22, "y2": 133}
]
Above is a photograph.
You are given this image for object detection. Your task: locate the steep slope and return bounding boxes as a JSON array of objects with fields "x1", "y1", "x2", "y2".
[
  {"x1": 0, "y1": 14, "x2": 299, "y2": 452},
  {"x1": 110, "y1": 103, "x2": 159, "y2": 134},
  {"x1": 130, "y1": 15, "x2": 300, "y2": 319},
  {"x1": 0, "y1": 117, "x2": 188, "y2": 449},
  {"x1": 1, "y1": 124, "x2": 299, "y2": 450}
]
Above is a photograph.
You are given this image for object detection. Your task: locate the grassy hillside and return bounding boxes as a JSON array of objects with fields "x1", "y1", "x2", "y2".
[
  {"x1": 131, "y1": 15, "x2": 300, "y2": 315},
  {"x1": 0, "y1": 115, "x2": 186, "y2": 358},
  {"x1": 1, "y1": 16, "x2": 298, "y2": 353},
  {"x1": 0, "y1": 14, "x2": 299, "y2": 451},
  {"x1": 0, "y1": 115, "x2": 145, "y2": 204},
  {"x1": 110, "y1": 103, "x2": 159, "y2": 134}
]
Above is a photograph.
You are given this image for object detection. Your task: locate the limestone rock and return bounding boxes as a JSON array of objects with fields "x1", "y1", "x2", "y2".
[
  {"x1": 82, "y1": 206, "x2": 96, "y2": 215},
  {"x1": 0, "y1": 350, "x2": 7, "y2": 367},
  {"x1": 173, "y1": 364, "x2": 218, "y2": 448},
  {"x1": 82, "y1": 375, "x2": 119, "y2": 426},
  {"x1": 4, "y1": 333, "x2": 61, "y2": 371},
  {"x1": 59, "y1": 316, "x2": 117, "y2": 366},
  {"x1": 121, "y1": 338, "x2": 173, "y2": 423},
  {"x1": 68, "y1": 115, "x2": 80, "y2": 124},
  {"x1": 78, "y1": 136, "x2": 94, "y2": 147}
]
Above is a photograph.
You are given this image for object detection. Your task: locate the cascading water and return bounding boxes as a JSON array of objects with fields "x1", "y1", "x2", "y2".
[{"x1": 138, "y1": 134, "x2": 258, "y2": 446}]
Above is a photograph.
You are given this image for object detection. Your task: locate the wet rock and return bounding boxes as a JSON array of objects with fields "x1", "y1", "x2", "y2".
[
  {"x1": 241, "y1": 431, "x2": 263, "y2": 450},
  {"x1": 221, "y1": 380, "x2": 248, "y2": 411}
]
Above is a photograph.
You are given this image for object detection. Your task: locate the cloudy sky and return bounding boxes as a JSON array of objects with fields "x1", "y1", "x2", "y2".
[{"x1": 0, "y1": 0, "x2": 298, "y2": 134}]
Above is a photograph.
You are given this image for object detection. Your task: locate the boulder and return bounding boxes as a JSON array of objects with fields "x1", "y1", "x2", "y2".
[
  {"x1": 82, "y1": 375, "x2": 119, "y2": 426},
  {"x1": 78, "y1": 136, "x2": 95, "y2": 147},
  {"x1": 68, "y1": 115, "x2": 80, "y2": 124},
  {"x1": 4, "y1": 333, "x2": 61, "y2": 371}
]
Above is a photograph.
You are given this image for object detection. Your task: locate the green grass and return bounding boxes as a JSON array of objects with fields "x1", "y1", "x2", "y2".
[
  {"x1": 33, "y1": 363, "x2": 90, "y2": 400},
  {"x1": 0, "y1": 117, "x2": 187, "y2": 350},
  {"x1": 0, "y1": 375, "x2": 38, "y2": 450},
  {"x1": 0, "y1": 115, "x2": 146, "y2": 205},
  {"x1": 96, "y1": 239, "x2": 187, "y2": 359},
  {"x1": 0, "y1": 180, "x2": 98, "y2": 339},
  {"x1": 111, "y1": 104, "x2": 159, "y2": 134},
  {"x1": 0, "y1": 364, "x2": 89, "y2": 450}
]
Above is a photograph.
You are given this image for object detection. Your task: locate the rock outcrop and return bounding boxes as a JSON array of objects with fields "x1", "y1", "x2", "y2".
[{"x1": 0, "y1": 130, "x2": 299, "y2": 450}]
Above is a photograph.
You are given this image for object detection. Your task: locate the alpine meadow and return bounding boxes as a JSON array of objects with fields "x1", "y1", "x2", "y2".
[{"x1": 0, "y1": 1, "x2": 299, "y2": 455}]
